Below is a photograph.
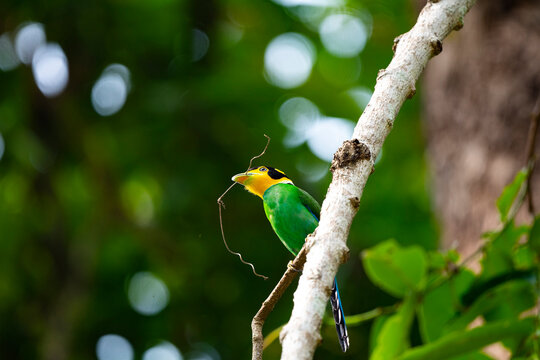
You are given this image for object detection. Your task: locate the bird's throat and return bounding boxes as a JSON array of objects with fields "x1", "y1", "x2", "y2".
[{"x1": 244, "y1": 177, "x2": 293, "y2": 199}]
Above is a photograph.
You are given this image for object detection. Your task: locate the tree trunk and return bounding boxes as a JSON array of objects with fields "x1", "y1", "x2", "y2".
[{"x1": 424, "y1": 0, "x2": 540, "y2": 257}]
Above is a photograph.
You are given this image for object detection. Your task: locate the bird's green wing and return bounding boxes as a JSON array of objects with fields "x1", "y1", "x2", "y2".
[
  {"x1": 297, "y1": 187, "x2": 321, "y2": 220},
  {"x1": 263, "y1": 184, "x2": 319, "y2": 255}
]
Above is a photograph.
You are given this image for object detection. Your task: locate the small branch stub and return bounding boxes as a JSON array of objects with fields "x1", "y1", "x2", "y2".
[
  {"x1": 340, "y1": 247, "x2": 351, "y2": 264},
  {"x1": 454, "y1": 17, "x2": 464, "y2": 31},
  {"x1": 431, "y1": 39, "x2": 443, "y2": 56},
  {"x1": 330, "y1": 139, "x2": 371, "y2": 172},
  {"x1": 392, "y1": 35, "x2": 402, "y2": 53}
]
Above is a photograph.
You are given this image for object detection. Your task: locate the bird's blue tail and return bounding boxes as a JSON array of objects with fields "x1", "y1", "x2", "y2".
[{"x1": 330, "y1": 278, "x2": 349, "y2": 352}]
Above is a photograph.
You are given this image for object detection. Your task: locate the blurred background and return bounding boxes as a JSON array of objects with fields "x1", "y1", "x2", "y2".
[{"x1": 2, "y1": 0, "x2": 537, "y2": 359}]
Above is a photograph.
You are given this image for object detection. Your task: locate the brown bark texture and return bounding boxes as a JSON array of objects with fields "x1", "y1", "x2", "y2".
[{"x1": 423, "y1": 0, "x2": 540, "y2": 256}]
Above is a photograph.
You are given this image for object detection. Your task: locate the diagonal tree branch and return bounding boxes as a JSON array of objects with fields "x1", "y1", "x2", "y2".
[
  {"x1": 279, "y1": 0, "x2": 477, "y2": 358},
  {"x1": 252, "y1": 245, "x2": 307, "y2": 360}
]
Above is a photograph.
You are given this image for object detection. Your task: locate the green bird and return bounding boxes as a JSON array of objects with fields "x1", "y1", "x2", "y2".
[{"x1": 232, "y1": 165, "x2": 350, "y2": 352}]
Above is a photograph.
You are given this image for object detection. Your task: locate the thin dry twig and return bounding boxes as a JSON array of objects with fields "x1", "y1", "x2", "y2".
[
  {"x1": 526, "y1": 97, "x2": 540, "y2": 215},
  {"x1": 252, "y1": 246, "x2": 308, "y2": 360},
  {"x1": 247, "y1": 134, "x2": 271, "y2": 170},
  {"x1": 217, "y1": 135, "x2": 272, "y2": 280}
]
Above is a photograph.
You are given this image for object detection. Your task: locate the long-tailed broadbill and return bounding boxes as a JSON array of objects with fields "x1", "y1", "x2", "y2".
[{"x1": 232, "y1": 165, "x2": 349, "y2": 352}]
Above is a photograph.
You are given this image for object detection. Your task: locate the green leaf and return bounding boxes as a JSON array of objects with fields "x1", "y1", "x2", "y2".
[
  {"x1": 398, "y1": 318, "x2": 535, "y2": 360},
  {"x1": 519, "y1": 331, "x2": 540, "y2": 359},
  {"x1": 496, "y1": 169, "x2": 528, "y2": 222},
  {"x1": 483, "y1": 280, "x2": 536, "y2": 352},
  {"x1": 369, "y1": 314, "x2": 391, "y2": 355},
  {"x1": 446, "y1": 279, "x2": 535, "y2": 335},
  {"x1": 363, "y1": 239, "x2": 428, "y2": 298},
  {"x1": 445, "y1": 249, "x2": 460, "y2": 264},
  {"x1": 513, "y1": 246, "x2": 535, "y2": 270},
  {"x1": 370, "y1": 295, "x2": 416, "y2": 360},
  {"x1": 427, "y1": 251, "x2": 446, "y2": 271},
  {"x1": 418, "y1": 269, "x2": 475, "y2": 342},
  {"x1": 480, "y1": 222, "x2": 529, "y2": 282}
]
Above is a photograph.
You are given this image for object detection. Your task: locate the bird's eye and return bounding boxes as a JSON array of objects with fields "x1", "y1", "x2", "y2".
[{"x1": 259, "y1": 167, "x2": 267, "y2": 172}]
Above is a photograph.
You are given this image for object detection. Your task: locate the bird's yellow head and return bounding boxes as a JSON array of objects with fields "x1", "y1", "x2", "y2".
[{"x1": 232, "y1": 166, "x2": 293, "y2": 198}]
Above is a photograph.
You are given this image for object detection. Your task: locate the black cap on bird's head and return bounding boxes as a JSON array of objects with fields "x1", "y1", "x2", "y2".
[{"x1": 232, "y1": 166, "x2": 293, "y2": 198}]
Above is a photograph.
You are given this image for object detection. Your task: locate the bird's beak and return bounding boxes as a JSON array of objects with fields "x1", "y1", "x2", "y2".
[{"x1": 232, "y1": 172, "x2": 251, "y2": 184}]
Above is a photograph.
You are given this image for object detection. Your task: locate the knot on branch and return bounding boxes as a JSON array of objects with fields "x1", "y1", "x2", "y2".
[
  {"x1": 349, "y1": 196, "x2": 360, "y2": 210},
  {"x1": 430, "y1": 39, "x2": 443, "y2": 56},
  {"x1": 330, "y1": 139, "x2": 371, "y2": 172},
  {"x1": 407, "y1": 84, "x2": 417, "y2": 99}
]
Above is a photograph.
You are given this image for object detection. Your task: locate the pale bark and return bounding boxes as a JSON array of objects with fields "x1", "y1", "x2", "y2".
[{"x1": 279, "y1": 0, "x2": 477, "y2": 358}]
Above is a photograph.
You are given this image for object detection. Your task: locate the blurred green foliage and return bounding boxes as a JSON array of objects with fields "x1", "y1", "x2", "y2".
[
  {"x1": 362, "y1": 170, "x2": 539, "y2": 360},
  {"x1": 0, "y1": 0, "x2": 440, "y2": 359}
]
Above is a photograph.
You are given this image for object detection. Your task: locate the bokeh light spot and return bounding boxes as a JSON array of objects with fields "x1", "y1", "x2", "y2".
[
  {"x1": 96, "y1": 334, "x2": 134, "y2": 360},
  {"x1": 296, "y1": 160, "x2": 328, "y2": 183},
  {"x1": 319, "y1": 14, "x2": 368, "y2": 58},
  {"x1": 279, "y1": 97, "x2": 319, "y2": 130},
  {"x1": 143, "y1": 341, "x2": 183, "y2": 360},
  {"x1": 92, "y1": 64, "x2": 131, "y2": 116},
  {"x1": 264, "y1": 33, "x2": 315, "y2": 89},
  {"x1": 105, "y1": 63, "x2": 131, "y2": 90},
  {"x1": 218, "y1": 22, "x2": 243, "y2": 47},
  {"x1": 0, "y1": 34, "x2": 20, "y2": 71},
  {"x1": 347, "y1": 86, "x2": 372, "y2": 110},
  {"x1": 307, "y1": 116, "x2": 354, "y2": 162},
  {"x1": 278, "y1": 97, "x2": 354, "y2": 162},
  {"x1": 32, "y1": 43, "x2": 69, "y2": 97},
  {"x1": 287, "y1": 6, "x2": 328, "y2": 30},
  {"x1": 192, "y1": 28, "x2": 210, "y2": 61},
  {"x1": 128, "y1": 272, "x2": 169, "y2": 316},
  {"x1": 185, "y1": 344, "x2": 221, "y2": 360},
  {"x1": 15, "y1": 22, "x2": 45, "y2": 64},
  {"x1": 279, "y1": 97, "x2": 319, "y2": 148}
]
